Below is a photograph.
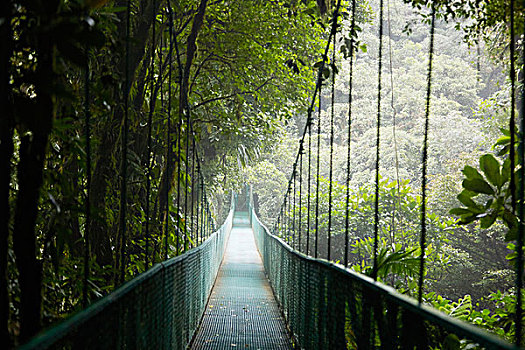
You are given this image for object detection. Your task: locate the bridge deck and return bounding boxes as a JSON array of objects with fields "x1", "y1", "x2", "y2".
[{"x1": 190, "y1": 211, "x2": 293, "y2": 349}]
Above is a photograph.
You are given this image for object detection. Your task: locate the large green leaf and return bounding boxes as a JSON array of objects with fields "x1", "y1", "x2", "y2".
[
  {"x1": 462, "y1": 165, "x2": 483, "y2": 180},
  {"x1": 479, "y1": 211, "x2": 498, "y2": 229},
  {"x1": 462, "y1": 178, "x2": 494, "y2": 195},
  {"x1": 479, "y1": 154, "x2": 502, "y2": 188},
  {"x1": 495, "y1": 135, "x2": 510, "y2": 146},
  {"x1": 458, "y1": 214, "x2": 478, "y2": 225},
  {"x1": 456, "y1": 191, "x2": 481, "y2": 211},
  {"x1": 449, "y1": 207, "x2": 473, "y2": 216}
]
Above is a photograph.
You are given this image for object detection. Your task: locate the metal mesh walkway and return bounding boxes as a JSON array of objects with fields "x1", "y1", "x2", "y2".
[{"x1": 190, "y1": 211, "x2": 293, "y2": 349}]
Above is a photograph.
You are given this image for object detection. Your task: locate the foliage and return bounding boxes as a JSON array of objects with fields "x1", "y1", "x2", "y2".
[
  {"x1": 427, "y1": 290, "x2": 524, "y2": 343},
  {"x1": 2, "y1": 0, "x2": 336, "y2": 345},
  {"x1": 450, "y1": 129, "x2": 521, "y2": 264},
  {"x1": 249, "y1": 0, "x2": 520, "y2": 344},
  {"x1": 279, "y1": 175, "x2": 454, "y2": 292},
  {"x1": 351, "y1": 238, "x2": 420, "y2": 281}
]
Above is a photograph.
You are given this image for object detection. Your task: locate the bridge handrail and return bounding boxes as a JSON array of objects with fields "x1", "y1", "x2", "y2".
[
  {"x1": 248, "y1": 193, "x2": 518, "y2": 349},
  {"x1": 20, "y1": 194, "x2": 235, "y2": 350}
]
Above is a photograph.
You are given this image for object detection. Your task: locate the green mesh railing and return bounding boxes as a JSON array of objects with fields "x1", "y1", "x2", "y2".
[
  {"x1": 248, "y1": 201, "x2": 518, "y2": 350},
  {"x1": 20, "y1": 197, "x2": 235, "y2": 350}
]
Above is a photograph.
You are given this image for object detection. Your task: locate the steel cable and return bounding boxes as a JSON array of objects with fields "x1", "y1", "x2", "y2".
[
  {"x1": 145, "y1": 0, "x2": 156, "y2": 270},
  {"x1": 315, "y1": 91, "x2": 321, "y2": 259},
  {"x1": 372, "y1": 0, "x2": 384, "y2": 281},
  {"x1": 82, "y1": 58, "x2": 91, "y2": 307},
  {"x1": 118, "y1": 0, "x2": 132, "y2": 284},
  {"x1": 164, "y1": 2, "x2": 174, "y2": 260},
  {"x1": 344, "y1": 0, "x2": 357, "y2": 267},
  {"x1": 327, "y1": 28, "x2": 337, "y2": 261},
  {"x1": 418, "y1": 3, "x2": 435, "y2": 304},
  {"x1": 509, "y1": 0, "x2": 523, "y2": 345}
]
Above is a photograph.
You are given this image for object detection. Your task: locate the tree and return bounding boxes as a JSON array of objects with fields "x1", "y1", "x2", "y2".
[{"x1": 2, "y1": 0, "x2": 331, "y2": 344}]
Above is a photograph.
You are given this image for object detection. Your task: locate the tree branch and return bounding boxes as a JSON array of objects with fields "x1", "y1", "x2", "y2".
[{"x1": 192, "y1": 78, "x2": 273, "y2": 109}]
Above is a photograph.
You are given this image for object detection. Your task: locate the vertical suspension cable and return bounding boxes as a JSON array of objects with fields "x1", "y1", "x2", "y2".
[
  {"x1": 418, "y1": 3, "x2": 435, "y2": 304},
  {"x1": 475, "y1": 0, "x2": 481, "y2": 83},
  {"x1": 280, "y1": 205, "x2": 284, "y2": 234},
  {"x1": 517, "y1": 31, "x2": 525, "y2": 350},
  {"x1": 164, "y1": 3, "x2": 174, "y2": 260},
  {"x1": 509, "y1": 0, "x2": 523, "y2": 345},
  {"x1": 205, "y1": 191, "x2": 210, "y2": 237},
  {"x1": 190, "y1": 136, "x2": 196, "y2": 248},
  {"x1": 201, "y1": 182, "x2": 205, "y2": 236},
  {"x1": 202, "y1": 188, "x2": 206, "y2": 239},
  {"x1": 82, "y1": 60, "x2": 91, "y2": 307},
  {"x1": 195, "y1": 161, "x2": 200, "y2": 245},
  {"x1": 202, "y1": 187, "x2": 208, "y2": 240},
  {"x1": 145, "y1": 0, "x2": 156, "y2": 270},
  {"x1": 282, "y1": 192, "x2": 286, "y2": 239},
  {"x1": 281, "y1": 194, "x2": 285, "y2": 237},
  {"x1": 154, "y1": 10, "x2": 165, "y2": 265},
  {"x1": 292, "y1": 176, "x2": 296, "y2": 247},
  {"x1": 175, "y1": 96, "x2": 182, "y2": 252},
  {"x1": 200, "y1": 171, "x2": 204, "y2": 240},
  {"x1": 206, "y1": 186, "x2": 210, "y2": 238},
  {"x1": 119, "y1": 0, "x2": 131, "y2": 284},
  {"x1": 174, "y1": 13, "x2": 184, "y2": 255},
  {"x1": 306, "y1": 118, "x2": 312, "y2": 256},
  {"x1": 286, "y1": 188, "x2": 290, "y2": 242},
  {"x1": 276, "y1": 208, "x2": 281, "y2": 235},
  {"x1": 184, "y1": 110, "x2": 191, "y2": 250},
  {"x1": 518, "y1": 3, "x2": 525, "y2": 346},
  {"x1": 387, "y1": 0, "x2": 400, "y2": 248},
  {"x1": 344, "y1": 0, "x2": 357, "y2": 267},
  {"x1": 327, "y1": 27, "x2": 337, "y2": 261},
  {"x1": 298, "y1": 146, "x2": 303, "y2": 252},
  {"x1": 282, "y1": 189, "x2": 286, "y2": 239},
  {"x1": 315, "y1": 90, "x2": 322, "y2": 259},
  {"x1": 372, "y1": 0, "x2": 384, "y2": 281}
]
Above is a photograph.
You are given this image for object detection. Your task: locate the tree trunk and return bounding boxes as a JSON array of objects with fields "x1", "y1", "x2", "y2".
[
  {"x1": 0, "y1": 0, "x2": 13, "y2": 345},
  {"x1": 13, "y1": 33, "x2": 54, "y2": 341},
  {"x1": 180, "y1": 0, "x2": 209, "y2": 113}
]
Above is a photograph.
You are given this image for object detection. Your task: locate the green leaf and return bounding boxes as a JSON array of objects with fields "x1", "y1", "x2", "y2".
[
  {"x1": 502, "y1": 158, "x2": 511, "y2": 182},
  {"x1": 462, "y1": 166, "x2": 483, "y2": 181},
  {"x1": 457, "y1": 191, "x2": 480, "y2": 210},
  {"x1": 449, "y1": 207, "x2": 473, "y2": 216},
  {"x1": 480, "y1": 211, "x2": 498, "y2": 228},
  {"x1": 505, "y1": 227, "x2": 518, "y2": 242},
  {"x1": 458, "y1": 214, "x2": 478, "y2": 225},
  {"x1": 462, "y1": 178, "x2": 494, "y2": 195},
  {"x1": 479, "y1": 154, "x2": 502, "y2": 188},
  {"x1": 497, "y1": 145, "x2": 510, "y2": 157},
  {"x1": 495, "y1": 136, "x2": 510, "y2": 146},
  {"x1": 500, "y1": 128, "x2": 511, "y2": 137}
]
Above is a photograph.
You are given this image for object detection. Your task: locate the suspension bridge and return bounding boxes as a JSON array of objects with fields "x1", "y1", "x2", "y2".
[
  {"x1": 6, "y1": 0, "x2": 525, "y2": 349},
  {"x1": 19, "y1": 188, "x2": 516, "y2": 349}
]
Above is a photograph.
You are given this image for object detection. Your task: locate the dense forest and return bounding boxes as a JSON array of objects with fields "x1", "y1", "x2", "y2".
[
  {"x1": 247, "y1": 0, "x2": 525, "y2": 344},
  {"x1": 1, "y1": 0, "x2": 524, "y2": 347}
]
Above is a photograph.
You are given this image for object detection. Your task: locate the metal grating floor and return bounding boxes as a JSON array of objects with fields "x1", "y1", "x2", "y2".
[{"x1": 190, "y1": 212, "x2": 293, "y2": 349}]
